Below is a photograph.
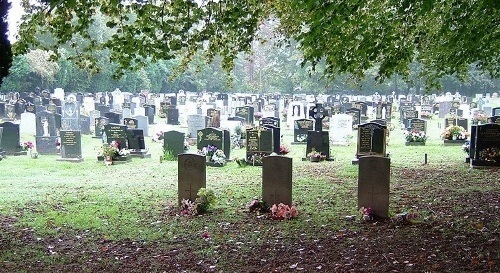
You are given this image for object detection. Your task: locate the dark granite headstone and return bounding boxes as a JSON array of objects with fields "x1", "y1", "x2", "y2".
[
  {"x1": 178, "y1": 154, "x2": 206, "y2": 206},
  {"x1": 246, "y1": 127, "x2": 273, "y2": 165},
  {"x1": 235, "y1": 106, "x2": 254, "y2": 124},
  {"x1": 104, "y1": 112, "x2": 121, "y2": 124},
  {"x1": 262, "y1": 155, "x2": 292, "y2": 206},
  {"x1": 197, "y1": 127, "x2": 230, "y2": 159},
  {"x1": 356, "y1": 122, "x2": 387, "y2": 158},
  {"x1": 457, "y1": 118, "x2": 468, "y2": 132},
  {"x1": 471, "y1": 124, "x2": 500, "y2": 167},
  {"x1": 0, "y1": 122, "x2": 21, "y2": 154},
  {"x1": 144, "y1": 104, "x2": 155, "y2": 124},
  {"x1": 59, "y1": 130, "x2": 82, "y2": 159},
  {"x1": 306, "y1": 131, "x2": 330, "y2": 159},
  {"x1": 167, "y1": 108, "x2": 180, "y2": 125},
  {"x1": 126, "y1": 129, "x2": 146, "y2": 150},
  {"x1": 293, "y1": 119, "x2": 313, "y2": 143},
  {"x1": 36, "y1": 111, "x2": 59, "y2": 154},
  {"x1": 104, "y1": 123, "x2": 129, "y2": 148},
  {"x1": 94, "y1": 117, "x2": 109, "y2": 138},
  {"x1": 163, "y1": 131, "x2": 185, "y2": 158},
  {"x1": 346, "y1": 108, "x2": 361, "y2": 129}
]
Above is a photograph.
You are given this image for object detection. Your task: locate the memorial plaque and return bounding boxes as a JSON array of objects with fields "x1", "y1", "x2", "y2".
[
  {"x1": 60, "y1": 130, "x2": 82, "y2": 159},
  {"x1": 357, "y1": 122, "x2": 387, "y2": 157}
]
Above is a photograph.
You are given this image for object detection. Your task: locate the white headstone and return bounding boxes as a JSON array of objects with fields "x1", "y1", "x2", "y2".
[
  {"x1": 20, "y1": 112, "x2": 36, "y2": 135},
  {"x1": 330, "y1": 114, "x2": 353, "y2": 145}
]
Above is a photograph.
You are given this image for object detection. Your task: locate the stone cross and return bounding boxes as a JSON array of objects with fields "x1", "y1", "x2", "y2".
[{"x1": 309, "y1": 103, "x2": 327, "y2": 132}]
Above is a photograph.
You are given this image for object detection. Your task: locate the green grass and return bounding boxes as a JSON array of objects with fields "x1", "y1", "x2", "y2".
[{"x1": 1, "y1": 115, "x2": 498, "y2": 272}]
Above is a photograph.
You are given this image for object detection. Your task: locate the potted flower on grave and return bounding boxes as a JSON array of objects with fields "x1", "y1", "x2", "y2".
[
  {"x1": 199, "y1": 145, "x2": 218, "y2": 162},
  {"x1": 100, "y1": 142, "x2": 119, "y2": 165},
  {"x1": 472, "y1": 111, "x2": 488, "y2": 125},
  {"x1": 211, "y1": 149, "x2": 226, "y2": 166},
  {"x1": 307, "y1": 149, "x2": 323, "y2": 162},
  {"x1": 279, "y1": 144, "x2": 290, "y2": 155},
  {"x1": 20, "y1": 141, "x2": 34, "y2": 152},
  {"x1": 404, "y1": 130, "x2": 427, "y2": 146},
  {"x1": 441, "y1": 125, "x2": 468, "y2": 141}
]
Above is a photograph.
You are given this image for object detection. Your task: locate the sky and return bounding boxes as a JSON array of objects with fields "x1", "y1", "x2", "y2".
[{"x1": 7, "y1": 0, "x2": 24, "y2": 42}]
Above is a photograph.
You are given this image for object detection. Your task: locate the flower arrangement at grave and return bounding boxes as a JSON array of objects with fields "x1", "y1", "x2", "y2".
[
  {"x1": 211, "y1": 149, "x2": 226, "y2": 165},
  {"x1": 472, "y1": 111, "x2": 488, "y2": 125},
  {"x1": 462, "y1": 141, "x2": 470, "y2": 155},
  {"x1": 270, "y1": 203, "x2": 298, "y2": 220},
  {"x1": 254, "y1": 112, "x2": 263, "y2": 121},
  {"x1": 392, "y1": 209, "x2": 419, "y2": 224},
  {"x1": 359, "y1": 207, "x2": 373, "y2": 221},
  {"x1": 152, "y1": 131, "x2": 164, "y2": 142},
  {"x1": 247, "y1": 198, "x2": 267, "y2": 213},
  {"x1": 99, "y1": 141, "x2": 129, "y2": 160},
  {"x1": 180, "y1": 188, "x2": 216, "y2": 216},
  {"x1": 20, "y1": 141, "x2": 34, "y2": 151},
  {"x1": 440, "y1": 125, "x2": 468, "y2": 140},
  {"x1": 477, "y1": 147, "x2": 500, "y2": 162},
  {"x1": 420, "y1": 109, "x2": 433, "y2": 119},
  {"x1": 247, "y1": 152, "x2": 267, "y2": 165},
  {"x1": 307, "y1": 148, "x2": 325, "y2": 162},
  {"x1": 199, "y1": 145, "x2": 218, "y2": 160},
  {"x1": 279, "y1": 144, "x2": 290, "y2": 155},
  {"x1": 404, "y1": 130, "x2": 427, "y2": 143}
]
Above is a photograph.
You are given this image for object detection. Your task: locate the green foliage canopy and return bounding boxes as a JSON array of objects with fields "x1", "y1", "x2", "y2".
[{"x1": 13, "y1": 0, "x2": 500, "y2": 88}]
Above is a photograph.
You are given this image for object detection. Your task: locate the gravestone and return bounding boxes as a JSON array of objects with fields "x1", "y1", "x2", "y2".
[
  {"x1": 61, "y1": 94, "x2": 80, "y2": 131},
  {"x1": 25, "y1": 102, "x2": 36, "y2": 114},
  {"x1": 104, "y1": 123, "x2": 129, "y2": 148},
  {"x1": 356, "y1": 122, "x2": 387, "y2": 158},
  {"x1": 402, "y1": 109, "x2": 418, "y2": 128},
  {"x1": 330, "y1": 114, "x2": 353, "y2": 145},
  {"x1": 123, "y1": 118, "x2": 138, "y2": 130},
  {"x1": 457, "y1": 118, "x2": 468, "y2": 132},
  {"x1": 259, "y1": 117, "x2": 280, "y2": 128},
  {"x1": 104, "y1": 112, "x2": 121, "y2": 124},
  {"x1": 262, "y1": 124, "x2": 280, "y2": 154},
  {"x1": 438, "y1": 101, "x2": 452, "y2": 118},
  {"x1": 36, "y1": 111, "x2": 59, "y2": 154},
  {"x1": 0, "y1": 122, "x2": 21, "y2": 155},
  {"x1": 246, "y1": 127, "x2": 274, "y2": 166},
  {"x1": 126, "y1": 128, "x2": 150, "y2": 158},
  {"x1": 469, "y1": 125, "x2": 477, "y2": 162},
  {"x1": 235, "y1": 106, "x2": 254, "y2": 124},
  {"x1": 346, "y1": 108, "x2": 361, "y2": 129},
  {"x1": 197, "y1": 127, "x2": 230, "y2": 160},
  {"x1": 58, "y1": 130, "x2": 83, "y2": 162},
  {"x1": 178, "y1": 154, "x2": 206, "y2": 206},
  {"x1": 187, "y1": 114, "x2": 208, "y2": 139},
  {"x1": 79, "y1": 115, "x2": 91, "y2": 135},
  {"x1": 163, "y1": 131, "x2": 186, "y2": 158},
  {"x1": 207, "y1": 109, "x2": 221, "y2": 128},
  {"x1": 358, "y1": 156, "x2": 390, "y2": 218},
  {"x1": 20, "y1": 112, "x2": 37, "y2": 136},
  {"x1": 471, "y1": 124, "x2": 500, "y2": 167},
  {"x1": 144, "y1": 104, "x2": 155, "y2": 124},
  {"x1": 94, "y1": 117, "x2": 109, "y2": 138},
  {"x1": 134, "y1": 115, "x2": 150, "y2": 137},
  {"x1": 262, "y1": 156, "x2": 292, "y2": 206},
  {"x1": 409, "y1": 118, "x2": 426, "y2": 133},
  {"x1": 306, "y1": 103, "x2": 331, "y2": 159},
  {"x1": 167, "y1": 107, "x2": 180, "y2": 125},
  {"x1": 293, "y1": 119, "x2": 313, "y2": 144},
  {"x1": 491, "y1": 107, "x2": 500, "y2": 117},
  {"x1": 97, "y1": 105, "x2": 110, "y2": 117}
]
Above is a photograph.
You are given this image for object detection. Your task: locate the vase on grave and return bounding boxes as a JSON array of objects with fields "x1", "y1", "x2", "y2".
[{"x1": 104, "y1": 156, "x2": 113, "y2": 166}]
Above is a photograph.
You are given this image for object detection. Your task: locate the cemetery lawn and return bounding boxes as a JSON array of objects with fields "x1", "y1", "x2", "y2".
[{"x1": 1, "y1": 131, "x2": 499, "y2": 272}]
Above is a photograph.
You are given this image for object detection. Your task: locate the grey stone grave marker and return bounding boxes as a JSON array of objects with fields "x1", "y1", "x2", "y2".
[
  {"x1": 178, "y1": 154, "x2": 206, "y2": 206},
  {"x1": 358, "y1": 156, "x2": 390, "y2": 218},
  {"x1": 356, "y1": 122, "x2": 387, "y2": 159},
  {"x1": 262, "y1": 155, "x2": 292, "y2": 206}
]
